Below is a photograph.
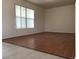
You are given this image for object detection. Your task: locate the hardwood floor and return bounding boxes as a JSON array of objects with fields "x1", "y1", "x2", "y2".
[{"x1": 3, "y1": 32, "x2": 75, "y2": 59}]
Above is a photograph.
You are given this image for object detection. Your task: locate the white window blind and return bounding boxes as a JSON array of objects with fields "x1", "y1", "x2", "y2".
[
  {"x1": 15, "y1": 5, "x2": 34, "y2": 29},
  {"x1": 27, "y1": 8, "x2": 34, "y2": 28}
]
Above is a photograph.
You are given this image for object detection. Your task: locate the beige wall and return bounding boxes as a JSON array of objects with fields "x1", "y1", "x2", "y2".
[
  {"x1": 2, "y1": 0, "x2": 75, "y2": 39},
  {"x1": 45, "y1": 5, "x2": 75, "y2": 33},
  {"x1": 2, "y1": 0, "x2": 44, "y2": 39}
]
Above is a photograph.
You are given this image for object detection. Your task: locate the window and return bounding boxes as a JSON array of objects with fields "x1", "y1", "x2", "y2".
[
  {"x1": 15, "y1": 5, "x2": 34, "y2": 29},
  {"x1": 27, "y1": 8, "x2": 34, "y2": 28}
]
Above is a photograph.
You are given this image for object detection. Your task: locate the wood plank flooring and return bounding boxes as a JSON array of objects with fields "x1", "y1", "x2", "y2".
[{"x1": 3, "y1": 32, "x2": 75, "y2": 59}]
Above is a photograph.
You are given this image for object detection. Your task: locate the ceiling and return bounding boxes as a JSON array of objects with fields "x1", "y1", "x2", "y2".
[{"x1": 25, "y1": 0, "x2": 75, "y2": 8}]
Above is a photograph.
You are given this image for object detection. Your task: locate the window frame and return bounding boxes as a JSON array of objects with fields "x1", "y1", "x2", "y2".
[
  {"x1": 26, "y1": 8, "x2": 35, "y2": 29},
  {"x1": 15, "y1": 5, "x2": 35, "y2": 29}
]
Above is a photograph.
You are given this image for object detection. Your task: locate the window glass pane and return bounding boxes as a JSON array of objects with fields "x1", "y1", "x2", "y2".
[
  {"x1": 15, "y1": 5, "x2": 35, "y2": 29},
  {"x1": 16, "y1": 5, "x2": 20, "y2": 17},
  {"x1": 27, "y1": 18, "x2": 34, "y2": 28},
  {"x1": 21, "y1": 7, "x2": 26, "y2": 18},
  {"x1": 27, "y1": 8, "x2": 34, "y2": 19},
  {"x1": 21, "y1": 18, "x2": 26, "y2": 28},
  {"x1": 16, "y1": 17, "x2": 21, "y2": 28}
]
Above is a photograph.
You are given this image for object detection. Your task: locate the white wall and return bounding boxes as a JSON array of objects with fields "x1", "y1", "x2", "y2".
[
  {"x1": 45, "y1": 5, "x2": 75, "y2": 33},
  {"x1": 2, "y1": 0, "x2": 44, "y2": 39}
]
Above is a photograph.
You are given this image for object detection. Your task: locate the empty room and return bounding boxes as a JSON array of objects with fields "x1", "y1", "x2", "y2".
[{"x1": 2, "y1": 0, "x2": 75, "y2": 59}]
